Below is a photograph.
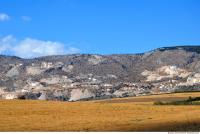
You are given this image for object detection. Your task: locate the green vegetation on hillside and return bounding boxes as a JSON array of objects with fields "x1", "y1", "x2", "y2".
[
  {"x1": 174, "y1": 85, "x2": 200, "y2": 93},
  {"x1": 158, "y1": 46, "x2": 200, "y2": 53},
  {"x1": 154, "y1": 96, "x2": 200, "y2": 105}
]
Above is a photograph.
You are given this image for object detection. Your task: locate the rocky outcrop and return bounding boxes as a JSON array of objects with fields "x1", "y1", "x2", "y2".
[
  {"x1": 88, "y1": 55, "x2": 105, "y2": 65},
  {"x1": 6, "y1": 64, "x2": 21, "y2": 77},
  {"x1": 141, "y1": 66, "x2": 191, "y2": 82},
  {"x1": 69, "y1": 89, "x2": 95, "y2": 101},
  {"x1": 1, "y1": 46, "x2": 200, "y2": 101},
  {"x1": 26, "y1": 66, "x2": 44, "y2": 75}
]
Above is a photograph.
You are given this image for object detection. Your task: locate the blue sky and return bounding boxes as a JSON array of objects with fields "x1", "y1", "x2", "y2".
[{"x1": 0, "y1": 0, "x2": 200, "y2": 58}]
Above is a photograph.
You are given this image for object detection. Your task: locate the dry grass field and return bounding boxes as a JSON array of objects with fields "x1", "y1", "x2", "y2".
[{"x1": 0, "y1": 92, "x2": 200, "y2": 131}]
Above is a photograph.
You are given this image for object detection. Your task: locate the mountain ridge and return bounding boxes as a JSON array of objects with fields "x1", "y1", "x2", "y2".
[
  {"x1": 0, "y1": 45, "x2": 200, "y2": 101},
  {"x1": 1, "y1": 45, "x2": 200, "y2": 59}
]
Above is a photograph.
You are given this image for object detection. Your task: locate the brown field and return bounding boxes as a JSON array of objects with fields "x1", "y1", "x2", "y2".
[{"x1": 0, "y1": 92, "x2": 200, "y2": 131}]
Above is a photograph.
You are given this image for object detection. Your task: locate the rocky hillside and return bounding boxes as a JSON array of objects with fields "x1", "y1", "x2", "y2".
[{"x1": 1, "y1": 46, "x2": 200, "y2": 101}]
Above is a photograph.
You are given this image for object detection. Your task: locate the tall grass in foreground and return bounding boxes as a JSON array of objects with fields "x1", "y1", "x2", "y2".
[{"x1": 1, "y1": 92, "x2": 200, "y2": 131}]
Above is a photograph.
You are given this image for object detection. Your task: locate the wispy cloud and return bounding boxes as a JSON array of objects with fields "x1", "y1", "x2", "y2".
[
  {"x1": 21, "y1": 16, "x2": 32, "y2": 22},
  {"x1": 0, "y1": 13, "x2": 10, "y2": 21},
  {"x1": 0, "y1": 35, "x2": 80, "y2": 58}
]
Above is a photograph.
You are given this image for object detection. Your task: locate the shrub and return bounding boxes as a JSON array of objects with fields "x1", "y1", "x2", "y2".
[{"x1": 154, "y1": 96, "x2": 200, "y2": 105}]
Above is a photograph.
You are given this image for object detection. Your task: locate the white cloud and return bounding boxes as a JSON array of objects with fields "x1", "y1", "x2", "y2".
[
  {"x1": 0, "y1": 13, "x2": 10, "y2": 21},
  {"x1": 65, "y1": 47, "x2": 81, "y2": 54},
  {"x1": 0, "y1": 35, "x2": 15, "y2": 53},
  {"x1": 0, "y1": 35, "x2": 80, "y2": 58},
  {"x1": 21, "y1": 16, "x2": 32, "y2": 22}
]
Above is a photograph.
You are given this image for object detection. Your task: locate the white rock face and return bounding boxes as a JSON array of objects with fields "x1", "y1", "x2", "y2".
[
  {"x1": 62, "y1": 65, "x2": 74, "y2": 72},
  {"x1": 41, "y1": 62, "x2": 53, "y2": 69},
  {"x1": 26, "y1": 79, "x2": 41, "y2": 87},
  {"x1": 103, "y1": 83, "x2": 113, "y2": 87},
  {"x1": 113, "y1": 90, "x2": 135, "y2": 97},
  {"x1": 40, "y1": 76, "x2": 72, "y2": 84},
  {"x1": 107, "y1": 74, "x2": 117, "y2": 79},
  {"x1": 88, "y1": 55, "x2": 104, "y2": 65},
  {"x1": 40, "y1": 77, "x2": 61, "y2": 85},
  {"x1": 21, "y1": 89, "x2": 29, "y2": 93},
  {"x1": 69, "y1": 89, "x2": 95, "y2": 101},
  {"x1": 179, "y1": 73, "x2": 200, "y2": 86},
  {"x1": 2, "y1": 93, "x2": 17, "y2": 100},
  {"x1": 187, "y1": 73, "x2": 200, "y2": 84},
  {"x1": 23, "y1": 80, "x2": 44, "y2": 92},
  {"x1": 142, "y1": 66, "x2": 191, "y2": 81},
  {"x1": 38, "y1": 92, "x2": 46, "y2": 100},
  {"x1": 113, "y1": 83, "x2": 137, "y2": 97},
  {"x1": 113, "y1": 90, "x2": 125, "y2": 97},
  {"x1": 6, "y1": 66, "x2": 20, "y2": 77},
  {"x1": 0, "y1": 88, "x2": 5, "y2": 95},
  {"x1": 26, "y1": 66, "x2": 43, "y2": 75},
  {"x1": 158, "y1": 66, "x2": 189, "y2": 77}
]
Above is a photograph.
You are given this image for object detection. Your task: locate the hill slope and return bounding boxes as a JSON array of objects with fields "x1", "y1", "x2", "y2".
[{"x1": 1, "y1": 46, "x2": 200, "y2": 101}]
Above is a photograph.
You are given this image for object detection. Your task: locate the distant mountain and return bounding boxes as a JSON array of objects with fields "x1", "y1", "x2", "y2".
[{"x1": 1, "y1": 46, "x2": 200, "y2": 101}]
